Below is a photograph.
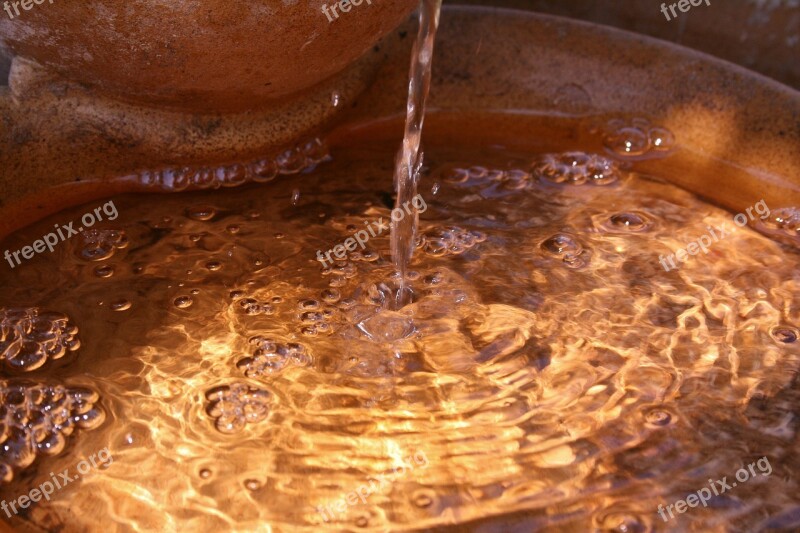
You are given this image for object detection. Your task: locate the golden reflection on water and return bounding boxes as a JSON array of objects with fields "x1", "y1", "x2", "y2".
[{"x1": 0, "y1": 123, "x2": 799, "y2": 532}]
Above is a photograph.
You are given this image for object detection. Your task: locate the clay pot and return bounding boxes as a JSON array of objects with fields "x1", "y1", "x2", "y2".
[
  {"x1": 0, "y1": 6, "x2": 798, "y2": 244},
  {"x1": 0, "y1": 0, "x2": 418, "y2": 111}
]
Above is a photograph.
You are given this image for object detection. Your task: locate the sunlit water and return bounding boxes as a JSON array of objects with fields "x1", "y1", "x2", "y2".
[{"x1": 1, "y1": 113, "x2": 799, "y2": 531}]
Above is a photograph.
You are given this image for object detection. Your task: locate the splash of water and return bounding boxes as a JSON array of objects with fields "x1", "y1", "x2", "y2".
[{"x1": 390, "y1": 0, "x2": 442, "y2": 309}]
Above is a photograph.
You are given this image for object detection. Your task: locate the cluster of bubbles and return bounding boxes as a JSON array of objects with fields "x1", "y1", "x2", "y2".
[
  {"x1": 443, "y1": 152, "x2": 622, "y2": 192},
  {"x1": 444, "y1": 166, "x2": 531, "y2": 189},
  {"x1": 77, "y1": 229, "x2": 129, "y2": 262},
  {"x1": 204, "y1": 383, "x2": 273, "y2": 435},
  {"x1": 758, "y1": 207, "x2": 800, "y2": 241},
  {"x1": 137, "y1": 139, "x2": 329, "y2": 192},
  {"x1": 236, "y1": 338, "x2": 311, "y2": 378},
  {"x1": 532, "y1": 152, "x2": 621, "y2": 186},
  {"x1": 0, "y1": 381, "x2": 105, "y2": 482},
  {"x1": 236, "y1": 297, "x2": 276, "y2": 317},
  {"x1": 0, "y1": 308, "x2": 81, "y2": 372},
  {"x1": 601, "y1": 117, "x2": 675, "y2": 157},
  {"x1": 420, "y1": 226, "x2": 487, "y2": 257}
]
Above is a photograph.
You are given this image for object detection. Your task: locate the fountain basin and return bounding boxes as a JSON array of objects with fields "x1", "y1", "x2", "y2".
[{"x1": 0, "y1": 6, "x2": 799, "y2": 533}]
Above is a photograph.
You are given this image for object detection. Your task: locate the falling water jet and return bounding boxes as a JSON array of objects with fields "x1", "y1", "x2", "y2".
[{"x1": 390, "y1": 0, "x2": 443, "y2": 310}]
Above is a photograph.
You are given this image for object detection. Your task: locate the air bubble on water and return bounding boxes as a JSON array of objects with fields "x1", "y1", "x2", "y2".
[
  {"x1": 292, "y1": 189, "x2": 301, "y2": 205},
  {"x1": 0, "y1": 308, "x2": 80, "y2": 372},
  {"x1": 331, "y1": 91, "x2": 341, "y2": 107},
  {"x1": 649, "y1": 127, "x2": 675, "y2": 151},
  {"x1": 186, "y1": 206, "x2": 216, "y2": 222},
  {"x1": 603, "y1": 212, "x2": 652, "y2": 233},
  {"x1": 411, "y1": 488, "x2": 436, "y2": 508},
  {"x1": 541, "y1": 234, "x2": 590, "y2": 269},
  {"x1": 199, "y1": 468, "x2": 212, "y2": 479},
  {"x1": 321, "y1": 289, "x2": 341, "y2": 303},
  {"x1": 174, "y1": 297, "x2": 193, "y2": 309},
  {"x1": 644, "y1": 407, "x2": 674, "y2": 427},
  {"x1": 606, "y1": 127, "x2": 649, "y2": 156},
  {"x1": 541, "y1": 234, "x2": 581, "y2": 256},
  {"x1": 190, "y1": 289, "x2": 200, "y2": 295},
  {"x1": 595, "y1": 511, "x2": 648, "y2": 533},
  {"x1": 770, "y1": 326, "x2": 798, "y2": 344},
  {"x1": 94, "y1": 265, "x2": 115, "y2": 278},
  {"x1": 299, "y1": 299, "x2": 320, "y2": 310},
  {"x1": 226, "y1": 224, "x2": 241, "y2": 234},
  {"x1": 251, "y1": 159, "x2": 278, "y2": 183},
  {"x1": 244, "y1": 479, "x2": 260, "y2": 491},
  {"x1": 206, "y1": 261, "x2": 222, "y2": 271},
  {"x1": 423, "y1": 272, "x2": 443, "y2": 286}
]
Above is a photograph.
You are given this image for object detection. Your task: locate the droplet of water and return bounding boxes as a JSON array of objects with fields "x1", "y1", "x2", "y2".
[
  {"x1": 174, "y1": 296, "x2": 193, "y2": 309},
  {"x1": 187, "y1": 206, "x2": 216, "y2": 222}
]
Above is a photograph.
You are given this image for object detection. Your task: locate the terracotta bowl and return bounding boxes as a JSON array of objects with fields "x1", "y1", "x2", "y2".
[
  {"x1": 0, "y1": 5, "x2": 799, "y2": 532},
  {"x1": 0, "y1": 5, "x2": 798, "y2": 238}
]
